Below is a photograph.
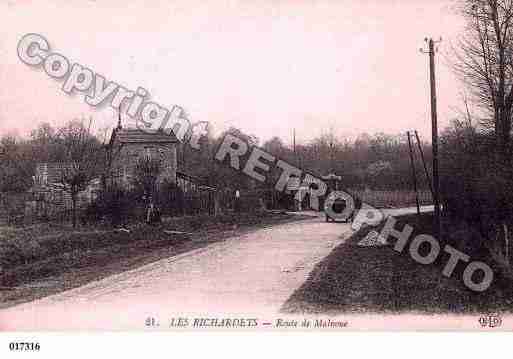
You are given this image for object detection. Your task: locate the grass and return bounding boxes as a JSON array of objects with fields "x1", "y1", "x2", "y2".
[{"x1": 282, "y1": 213, "x2": 513, "y2": 314}]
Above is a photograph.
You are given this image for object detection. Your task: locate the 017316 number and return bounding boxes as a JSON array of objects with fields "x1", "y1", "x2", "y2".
[{"x1": 9, "y1": 342, "x2": 40, "y2": 351}]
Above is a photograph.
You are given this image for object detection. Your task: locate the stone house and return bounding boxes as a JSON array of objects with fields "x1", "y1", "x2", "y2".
[
  {"x1": 27, "y1": 163, "x2": 101, "y2": 217},
  {"x1": 105, "y1": 121, "x2": 217, "y2": 214},
  {"x1": 27, "y1": 119, "x2": 217, "y2": 218},
  {"x1": 105, "y1": 122, "x2": 179, "y2": 190}
]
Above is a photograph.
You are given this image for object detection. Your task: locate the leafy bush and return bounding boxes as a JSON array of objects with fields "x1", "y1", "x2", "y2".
[
  {"x1": 84, "y1": 185, "x2": 138, "y2": 226},
  {"x1": 156, "y1": 180, "x2": 185, "y2": 216}
]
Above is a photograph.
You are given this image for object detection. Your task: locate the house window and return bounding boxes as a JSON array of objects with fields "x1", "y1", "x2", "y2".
[
  {"x1": 42, "y1": 169, "x2": 48, "y2": 185},
  {"x1": 144, "y1": 147, "x2": 152, "y2": 159}
]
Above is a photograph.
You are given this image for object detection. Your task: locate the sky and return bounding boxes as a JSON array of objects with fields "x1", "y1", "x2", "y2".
[{"x1": 0, "y1": 0, "x2": 465, "y2": 145}]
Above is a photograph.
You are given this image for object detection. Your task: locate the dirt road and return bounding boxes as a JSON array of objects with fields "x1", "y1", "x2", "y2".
[
  {"x1": 0, "y1": 213, "x2": 353, "y2": 330},
  {"x1": 0, "y1": 206, "x2": 433, "y2": 330}
]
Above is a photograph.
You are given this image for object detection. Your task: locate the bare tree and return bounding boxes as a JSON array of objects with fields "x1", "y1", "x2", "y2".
[
  {"x1": 57, "y1": 118, "x2": 102, "y2": 227},
  {"x1": 133, "y1": 157, "x2": 161, "y2": 200},
  {"x1": 452, "y1": 0, "x2": 513, "y2": 158},
  {"x1": 0, "y1": 134, "x2": 34, "y2": 192},
  {"x1": 133, "y1": 156, "x2": 162, "y2": 222}
]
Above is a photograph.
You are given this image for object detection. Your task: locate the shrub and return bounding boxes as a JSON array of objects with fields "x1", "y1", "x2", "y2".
[
  {"x1": 156, "y1": 180, "x2": 185, "y2": 216},
  {"x1": 84, "y1": 185, "x2": 136, "y2": 226}
]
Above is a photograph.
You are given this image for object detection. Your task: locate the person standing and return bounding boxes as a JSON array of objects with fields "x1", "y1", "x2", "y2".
[{"x1": 234, "y1": 189, "x2": 241, "y2": 213}]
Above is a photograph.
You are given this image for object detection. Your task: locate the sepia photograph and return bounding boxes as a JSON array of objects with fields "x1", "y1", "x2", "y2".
[{"x1": 0, "y1": 1, "x2": 512, "y2": 348}]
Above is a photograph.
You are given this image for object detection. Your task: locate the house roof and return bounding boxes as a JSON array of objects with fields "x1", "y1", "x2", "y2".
[{"x1": 109, "y1": 127, "x2": 179, "y2": 147}]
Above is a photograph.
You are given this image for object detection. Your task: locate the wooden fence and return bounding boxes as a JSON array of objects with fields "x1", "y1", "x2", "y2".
[{"x1": 349, "y1": 189, "x2": 433, "y2": 209}]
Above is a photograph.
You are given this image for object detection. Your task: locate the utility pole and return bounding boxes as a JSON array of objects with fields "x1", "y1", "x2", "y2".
[
  {"x1": 421, "y1": 37, "x2": 442, "y2": 239},
  {"x1": 414, "y1": 130, "x2": 434, "y2": 200},
  {"x1": 329, "y1": 139, "x2": 334, "y2": 173},
  {"x1": 407, "y1": 131, "x2": 421, "y2": 216},
  {"x1": 293, "y1": 128, "x2": 297, "y2": 166}
]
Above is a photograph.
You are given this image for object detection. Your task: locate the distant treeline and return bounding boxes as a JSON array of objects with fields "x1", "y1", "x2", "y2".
[
  {"x1": 180, "y1": 126, "x2": 434, "y2": 192},
  {"x1": 1, "y1": 121, "x2": 436, "y2": 194}
]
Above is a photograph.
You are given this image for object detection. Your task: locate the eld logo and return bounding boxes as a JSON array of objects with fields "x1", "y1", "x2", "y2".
[{"x1": 479, "y1": 313, "x2": 502, "y2": 328}]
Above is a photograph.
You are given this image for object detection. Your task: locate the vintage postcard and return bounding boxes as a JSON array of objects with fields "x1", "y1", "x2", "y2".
[{"x1": 0, "y1": 0, "x2": 512, "y2": 340}]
